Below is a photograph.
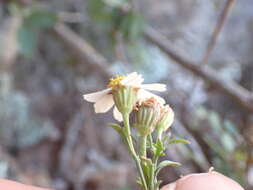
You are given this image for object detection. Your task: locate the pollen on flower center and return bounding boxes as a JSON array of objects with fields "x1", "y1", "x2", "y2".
[{"x1": 107, "y1": 75, "x2": 126, "y2": 88}]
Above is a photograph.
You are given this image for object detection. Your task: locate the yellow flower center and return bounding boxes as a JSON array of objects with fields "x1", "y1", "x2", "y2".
[{"x1": 107, "y1": 75, "x2": 126, "y2": 89}]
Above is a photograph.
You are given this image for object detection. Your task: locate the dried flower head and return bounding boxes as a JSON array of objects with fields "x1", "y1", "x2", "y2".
[{"x1": 133, "y1": 97, "x2": 161, "y2": 136}]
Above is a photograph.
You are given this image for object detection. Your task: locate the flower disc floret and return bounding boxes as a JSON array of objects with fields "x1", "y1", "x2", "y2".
[{"x1": 107, "y1": 75, "x2": 126, "y2": 89}]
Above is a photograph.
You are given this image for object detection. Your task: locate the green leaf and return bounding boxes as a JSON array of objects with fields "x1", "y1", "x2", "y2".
[
  {"x1": 87, "y1": 0, "x2": 113, "y2": 21},
  {"x1": 24, "y1": 10, "x2": 57, "y2": 29},
  {"x1": 140, "y1": 157, "x2": 153, "y2": 183},
  {"x1": 153, "y1": 139, "x2": 165, "y2": 157},
  {"x1": 120, "y1": 12, "x2": 145, "y2": 41},
  {"x1": 108, "y1": 123, "x2": 123, "y2": 134},
  {"x1": 155, "y1": 160, "x2": 181, "y2": 176},
  {"x1": 17, "y1": 9, "x2": 57, "y2": 57},
  {"x1": 169, "y1": 138, "x2": 191, "y2": 145},
  {"x1": 17, "y1": 25, "x2": 37, "y2": 57}
]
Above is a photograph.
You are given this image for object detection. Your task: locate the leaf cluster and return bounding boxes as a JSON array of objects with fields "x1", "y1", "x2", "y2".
[{"x1": 14, "y1": 5, "x2": 57, "y2": 57}]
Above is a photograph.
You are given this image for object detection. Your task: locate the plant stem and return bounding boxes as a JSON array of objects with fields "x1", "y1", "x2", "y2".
[
  {"x1": 150, "y1": 164, "x2": 155, "y2": 190},
  {"x1": 157, "y1": 130, "x2": 163, "y2": 141},
  {"x1": 122, "y1": 113, "x2": 148, "y2": 190},
  {"x1": 148, "y1": 134, "x2": 153, "y2": 146},
  {"x1": 139, "y1": 135, "x2": 147, "y2": 157}
]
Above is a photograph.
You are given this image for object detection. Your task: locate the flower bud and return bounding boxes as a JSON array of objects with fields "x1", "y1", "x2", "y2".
[
  {"x1": 156, "y1": 105, "x2": 174, "y2": 133},
  {"x1": 133, "y1": 98, "x2": 161, "y2": 136},
  {"x1": 112, "y1": 86, "x2": 138, "y2": 114}
]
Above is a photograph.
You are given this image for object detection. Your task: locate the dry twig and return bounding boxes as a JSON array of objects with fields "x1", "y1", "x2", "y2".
[
  {"x1": 202, "y1": 0, "x2": 236, "y2": 65},
  {"x1": 53, "y1": 22, "x2": 253, "y2": 112},
  {"x1": 144, "y1": 27, "x2": 253, "y2": 113},
  {"x1": 52, "y1": 24, "x2": 253, "y2": 113},
  {"x1": 53, "y1": 23, "x2": 111, "y2": 79}
]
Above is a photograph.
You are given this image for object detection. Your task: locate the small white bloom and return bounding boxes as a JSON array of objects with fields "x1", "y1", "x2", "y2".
[{"x1": 83, "y1": 72, "x2": 166, "y2": 121}]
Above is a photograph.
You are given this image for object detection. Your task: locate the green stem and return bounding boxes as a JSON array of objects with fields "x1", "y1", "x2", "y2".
[
  {"x1": 122, "y1": 113, "x2": 148, "y2": 190},
  {"x1": 139, "y1": 135, "x2": 147, "y2": 157},
  {"x1": 157, "y1": 130, "x2": 163, "y2": 141},
  {"x1": 148, "y1": 134, "x2": 153, "y2": 148},
  {"x1": 153, "y1": 157, "x2": 158, "y2": 189},
  {"x1": 150, "y1": 134, "x2": 160, "y2": 190},
  {"x1": 150, "y1": 164, "x2": 155, "y2": 190}
]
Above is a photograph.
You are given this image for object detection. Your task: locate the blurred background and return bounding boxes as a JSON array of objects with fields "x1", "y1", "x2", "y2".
[{"x1": 0, "y1": 0, "x2": 253, "y2": 189}]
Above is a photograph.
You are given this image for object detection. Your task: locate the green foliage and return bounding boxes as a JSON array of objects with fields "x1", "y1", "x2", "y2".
[
  {"x1": 87, "y1": 0, "x2": 145, "y2": 42},
  {"x1": 152, "y1": 139, "x2": 166, "y2": 158},
  {"x1": 23, "y1": 10, "x2": 57, "y2": 29},
  {"x1": 140, "y1": 157, "x2": 153, "y2": 180},
  {"x1": 119, "y1": 12, "x2": 145, "y2": 41},
  {"x1": 108, "y1": 107, "x2": 185, "y2": 190},
  {"x1": 192, "y1": 106, "x2": 247, "y2": 185},
  {"x1": 17, "y1": 9, "x2": 57, "y2": 57},
  {"x1": 168, "y1": 138, "x2": 191, "y2": 145}
]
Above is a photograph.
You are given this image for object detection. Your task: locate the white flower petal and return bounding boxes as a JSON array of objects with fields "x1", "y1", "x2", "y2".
[
  {"x1": 94, "y1": 94, "x2": 114, "y2": 113},
  {"x1": 138, "y1": 89, "x2": 166, "y2": 105},
  {"x1": 113, "y1": 106, "x2": 123, "y2": 122},
  {"x1": 120, "y1": 72, "x2": 138, "y2": 85},
  {"x1": 141, "y1": 83, "x2": 167, "y2": 92},
  {"x1": 165, "y1": 106, "x2": 175, "y2": 128},
  {"x1": 83, "y1": 88, "x2": 111, "y2": 103},
  {"x1": 127, "y1": 75, "x2": 144, "y2": 87},
  {"x1": 120, "y1": 72, "x2": 144, "y2": 87}
]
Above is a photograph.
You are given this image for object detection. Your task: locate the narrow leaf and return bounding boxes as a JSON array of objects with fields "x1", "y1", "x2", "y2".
[
  {"x1": 154, "y1": 139, "x2": 165, "y2": 157},
  {"x1": 155, "y1": 160, "x2": 181, "y2": 176},
  {"x1": 108, "y1": 123, "x2": 123, "y2": 134},
  {"x1": 169, "y1": 138, "x2": 191, "y2": 145}
]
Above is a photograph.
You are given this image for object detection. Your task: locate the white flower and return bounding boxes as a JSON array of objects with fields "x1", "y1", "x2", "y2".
[{"x1": 83, "y1": 72, "x2": 166, "y2": 121}]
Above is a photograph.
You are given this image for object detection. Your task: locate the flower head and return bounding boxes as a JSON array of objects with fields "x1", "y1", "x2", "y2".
[
  {"x1": 133, "y1": 97, "x2": 161, "y2": 136},
  {"x1": 156, "y1": 105, "x2": 174, "y2": 132},
  {"x1": 83, "y1": 72, "x2": 166, "y2": 121}
]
